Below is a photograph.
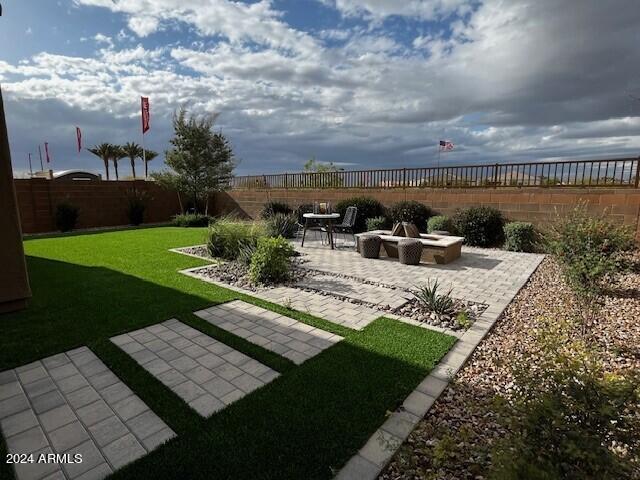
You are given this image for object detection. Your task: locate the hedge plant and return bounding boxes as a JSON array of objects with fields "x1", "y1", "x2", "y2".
[
  {"x1": 172, "y1": 213, "x2": 212, "y2": 227},
  {"x1": 453, "y1": 206, "x2": 504, "y2": 246},
  {"x1": 427, "y1": 215, "x2": 452, "y2": 234},
  {"x1": 503, "y1": 221, "x2": 537, "y2": 252},
  {"x1": 249, "y1": 236, "x2": 295, "y2": 284},
  {"x1": 206, "y1": 217, "x2": 266, "y2": 260},
  {"x1": 55, "y1": 202, "x2": 79, "y2": 232},
  {"x1": 388, "y1": 201, "x2": 432, "y2": 231}
]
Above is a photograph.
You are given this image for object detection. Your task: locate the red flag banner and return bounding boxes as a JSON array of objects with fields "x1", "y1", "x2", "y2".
[
  {"x1": 44, "y1": 142, "x2": 51, "y2": 163},
  {"x1": 141, "y1": 96, "x2": 150, "y2": 134},
  {"x1": 76, "y1": 127, "x2": 82, "y2": 153}
]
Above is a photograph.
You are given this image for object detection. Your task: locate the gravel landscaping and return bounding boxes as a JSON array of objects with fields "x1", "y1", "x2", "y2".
[{"x1": 380, "y1": 255, "x2": 640, "y2": 480}]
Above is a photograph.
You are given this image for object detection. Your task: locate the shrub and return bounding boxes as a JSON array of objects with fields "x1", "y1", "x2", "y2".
[
  {"x1": 206, "y1": 218, "x2": 266, "y2": 260},
  {"x1": 388, "y1": 201, "x2": 432, "y2": 231},
  {"x1": 55, "y1": 202, "x2": 79, "y2": 232},
  {"x1": 503, "y1": 221, "x2": 537, "y2": 252},
  {"x1": 261, "y1": 201, "x2": 292, "y2": 219},
  {"x1": 427, "y1": 215, "x2": 452, "y2": 234},
  {"x1": 126, "y1": 190, "x2": 147, "y2": 226},
  {"x1": 547, "y1": 203, "x2": 634, "y2": 301},
  {"x1": 366, "y1": 216, "x2": 389, "y2": 231},
  {"x1": 491, "y1": 317, "x2": 640, "y2": 479},
  {"x1": 335, "y1": 197, "x2": 386, "y2": 233},
  {"x1": 265, "y1": 213, "x2": 298, "y2": 239},
  {"x1": 172, "y1": 213, "x2": 212, "y2": 227},
  {"x1": 249, "y1": 236, "x2": 295, "y2": 284},
  {"x1": 452, "y1": 206, "x2": 504, "y2": 247},
  {"x1": 413, "y1": 280, "x2": 454, "y2": 314},
  {"x1": 237, "y1": 241, "x2": 258, "y2": 266}
]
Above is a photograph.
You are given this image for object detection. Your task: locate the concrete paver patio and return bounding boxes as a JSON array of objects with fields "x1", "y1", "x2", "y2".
[
  {"x1": 0, "y1": 347, "x2": 174, "y2": 480},
  {"x1": 194, "y1": 300, "x2": 343, "y2": 365},
  {"x1": 111, "y1": 320, "x2": 279, "y2": 417}
]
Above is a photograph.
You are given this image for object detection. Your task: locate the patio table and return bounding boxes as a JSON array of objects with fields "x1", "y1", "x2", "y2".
[{"x1": 301, "y1": 213, "x2": 340, "y2": 249}]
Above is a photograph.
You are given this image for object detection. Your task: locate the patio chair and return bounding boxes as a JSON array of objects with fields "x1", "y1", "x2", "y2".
[{"x1": 331, "y1": 206, "x2": 358, "y2": 247}]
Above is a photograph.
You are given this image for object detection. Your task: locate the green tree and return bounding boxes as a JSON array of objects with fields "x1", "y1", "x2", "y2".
[
  {"x1": 87, "y1": 143, "x2": 112, "y2": 180},
  {"x1": 121, "y1": 142, "x2": 142, "y2": 179},
  {"x1": 151, "y1": 109, "x2": 235, "y2": 214},
  {"x1": 110, "y1": 144, "x2": 126, "y2": 181},
  {"x1": 303, "y1": 157, "x2": 344, "y2": 187},
  {"x1": 303, "y1": 157, "x2": 343, "y2": 173}
]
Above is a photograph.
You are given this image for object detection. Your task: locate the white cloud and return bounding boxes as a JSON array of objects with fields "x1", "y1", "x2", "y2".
[{"x1": 325, "y1": 0, "x2": 473, "y2": 21}]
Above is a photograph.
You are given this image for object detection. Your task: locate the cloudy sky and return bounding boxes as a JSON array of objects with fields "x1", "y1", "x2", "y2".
[{"x1": 1, "y1": 0, "x2": 639, "y2": 177}]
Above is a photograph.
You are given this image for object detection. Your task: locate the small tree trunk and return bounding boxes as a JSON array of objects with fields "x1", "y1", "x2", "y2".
[
  {"x1": 177, "y1": 191, "x2": 184, "y2": 214},
  {"x1": 103, "y1": 159, "x2": 110, "y2": 180},
  {"x1": 205, "y1": 194, "x2": 209, "y2": 216},
  {"x1": 145, "y1": 160, "x2": 148, "y2": 179},
  {"x1": 130, "y1": 158, "x2": 136, "y2": 179},
  {"x1": 114, "y1": 161, "x2": 119, "y2": 180}
]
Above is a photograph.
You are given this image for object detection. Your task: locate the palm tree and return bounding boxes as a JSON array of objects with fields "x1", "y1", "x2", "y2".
[
  {"x1": 143, "y1": 149, "x2": 158, "y2": 179},
  {"x1": 121, "y1": 142, "x2": 142, "y2": 179},
  {"x1": 110, "y1": 145, "x2": 126, "y2": 181},
  {"x1": 87, "y1": 143, "x2": 112, "y2": 180}
]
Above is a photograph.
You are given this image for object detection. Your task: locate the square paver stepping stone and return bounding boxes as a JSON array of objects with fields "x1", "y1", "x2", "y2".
[
  {"x1": 194, "y1": 301, "x2": 343, "y2": 365},
  {"x1": 111, "y1": 320, "x2": 279, "y2": 417},
  {"x1": 0, "y1": 347, "x2": 176, "y2": 480}
]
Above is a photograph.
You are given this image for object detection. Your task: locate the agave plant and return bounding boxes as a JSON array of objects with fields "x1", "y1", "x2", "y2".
[{"x1": 413, "y1": 280, "x2": 454, "y2": 314}]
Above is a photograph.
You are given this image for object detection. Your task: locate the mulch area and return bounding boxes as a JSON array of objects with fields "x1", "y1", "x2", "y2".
[{"x1": 380, "y1": 255, "x2": 640, "y2": 480}]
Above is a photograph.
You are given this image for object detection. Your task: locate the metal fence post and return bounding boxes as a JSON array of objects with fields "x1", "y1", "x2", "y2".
[
  {"x1": 493, "y1": 163, "x2": 499, "y2": 188},
  {"x1": 635, "y1": 157, "x2": 640, "y2": 188}
]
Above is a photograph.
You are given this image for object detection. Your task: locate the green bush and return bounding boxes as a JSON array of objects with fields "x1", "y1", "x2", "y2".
[
  {"x1": 366, "y1": 216, "x2": 390, "y2": 231},
  {"x1": 388, "y1": 201, "x2": 432, "y2": 231},
  {"x1": 172, "y1": 213, "x2": 212, "y2": 227},
  {"x1": 55, "y1": 202, "x2": 79, "y2": 232},
  {"x1": 249, "y1": 236, "x2": 295, "y2": 284},
  {"x1": 261, "y1": 201, "x2": 292, "y2": 219},
  {"x1": 503, "y1": 221, "x2": 537, "y2": 252},
  {"x1": 335, "y1": 197, "x2": 386, "y2": 233},
  {"x1": 547, "y1": 203, "x2": 634, "y2": 299},
  {"x1": 126, "y1": 190, "x2": 147, "y2": 226},
  {"x1": 427, "y1": 215, "x2": 452, "y2": 233},
  {"x1": 453, "y1": 206, "x2": 505, "y2": 247},
  {"x1": 491, "y1": 317, "x2": 640, "y2": 479},
  {"x1": 265, "y1": 213, "x2": 298, "y2": 239},
  {"x1": 206, "y1": 218, "x2": 266, "y2": 260}
]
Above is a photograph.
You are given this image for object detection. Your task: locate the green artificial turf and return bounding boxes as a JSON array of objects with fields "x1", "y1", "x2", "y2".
[{"x1": 1, "y1": 227, "x2": 455, "y2": 480}]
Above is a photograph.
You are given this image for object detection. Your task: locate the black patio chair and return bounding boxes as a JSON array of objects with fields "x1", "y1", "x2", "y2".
[{"x1": 331, "y1": 206, "x2": 357, "y2": 247}]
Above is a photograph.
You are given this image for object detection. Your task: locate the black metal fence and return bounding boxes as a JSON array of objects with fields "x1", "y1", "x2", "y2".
[{"x1": 229, "y1": 157, "x2": 640, "y2": 190}]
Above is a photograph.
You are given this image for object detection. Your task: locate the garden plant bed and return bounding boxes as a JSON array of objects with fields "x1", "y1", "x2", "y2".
[
  {"x1": 176, "y1": 246, "x2": 485, "y2": 331},
  {"x1": 380, "y1": 255, "x2": 640, "y2": 480}
]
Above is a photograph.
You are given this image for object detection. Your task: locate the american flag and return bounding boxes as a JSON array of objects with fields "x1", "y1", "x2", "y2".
[{"x1": 439, "y1": 140, "x2": 454, "y2": 151}]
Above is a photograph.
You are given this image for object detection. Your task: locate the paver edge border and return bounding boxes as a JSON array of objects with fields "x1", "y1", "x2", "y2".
[{"x1": 333, "y1": 255, "x2": 545, "y2": 480}]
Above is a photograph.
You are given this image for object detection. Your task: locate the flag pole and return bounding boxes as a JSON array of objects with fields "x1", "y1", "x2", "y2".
[
  {"x1": 28, "y1": 153, "x2": 33, "y2": 177},
  {"x1": 38, "y1": 145, "x2": 43, "y2": 171}
]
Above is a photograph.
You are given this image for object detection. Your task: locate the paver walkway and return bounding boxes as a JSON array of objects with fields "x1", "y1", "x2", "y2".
[
  {"x1": 0, "y1": 347, "x2": 174, "y2": 480},
  {"x1": 294, "y1": 273, "x2": 411, "y2": 309},
  {"x1": 111, "y1": 320, "x2": 279, "y2": 417},
  {"x1": 194, "y1": 300, "x2": 343, "y2": 364},
  {"x1": 294, "y1": 239, "x2": 544, "y2": 307}
]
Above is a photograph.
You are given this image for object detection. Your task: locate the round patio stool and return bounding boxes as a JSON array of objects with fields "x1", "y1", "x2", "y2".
[
  {"x1": 398, "y1": 238, "x2": 422, "y2": 265},
  {"x1": 359, "y1": 235, "x2": 382, "y2": 259}
]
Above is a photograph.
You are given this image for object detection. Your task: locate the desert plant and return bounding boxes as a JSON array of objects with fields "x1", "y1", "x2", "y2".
[
  {"x1": 206, "y1": 218, "x2": 265, "y2": 260},
  {"x1": 427, "y1": 215, "x2": 452, "y2": 233},
  {"x1": 334, "y1": 197, "x2": 386, "y2": 233},
  {"x1": 413, "y1": 280, "x2": 454, "y2": 314},
  {"x1": 366, "y1": 216, "x2": 389, "y2": 231},
  {"x1": 388, "y1": 201, "x2": 432, "y2": 231},
  {"x1": 453, "y1": 206, "x2": 505, "y2": 247},
  {"x1": 261, "y1": 201, "x2": 293, "y2": 219},
  {"x1": 265, "y1": 213, "x2": 298, "y2": 238},
  {"x1": 172, "y1": 213, "x2": 212, "y2": 227},
  {"x1": 55, "y1": 202, "x2": 79, "y2": 232},
  {"x1": 249, "y1": 236, "x2": 295, "y2": 284},
  {"x1": 491, "y1": 316, "x2": 640, "y2": 479},
  {"x1": 547, "y1": 203, "x2": 634, "y2": 302},
  {"x1": 87, "y1": 143, "x2": 113, "y2": 180},
  {"x1": 455, "y1": 311, "x2": 472, "y2": 329},
  {"x1": 503, "y1": 221, "x2": 537, "y2": 252}
]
